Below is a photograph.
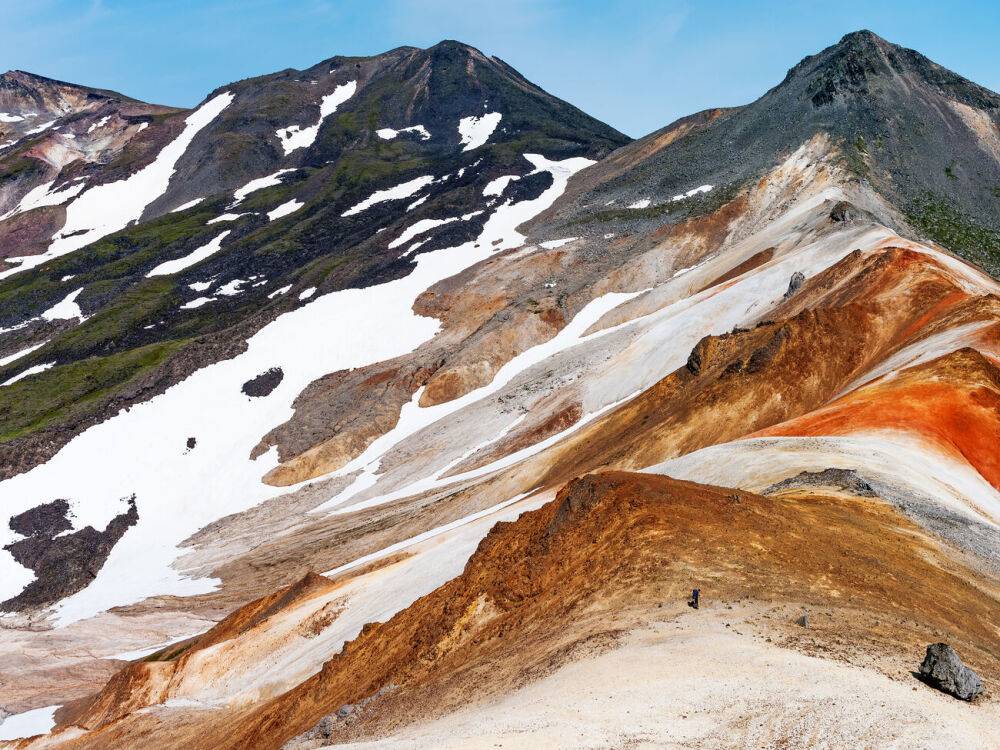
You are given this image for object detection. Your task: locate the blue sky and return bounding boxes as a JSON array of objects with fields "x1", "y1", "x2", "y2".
[{"x1": 3, "y1": 0, "x2": 999, "y2": 137}]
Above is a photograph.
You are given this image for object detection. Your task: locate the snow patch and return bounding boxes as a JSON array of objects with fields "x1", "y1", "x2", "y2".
[
  {"x1": 24, "y1": 119, "x2": 57, "y2": 136},
  {"x1": 207, "y1": 213, "x2": 246, "y2": 224},
  {"x1": 267, "y1": 285, "x2": 292, "y2": 299},
  {"x1": 376, "y1": 125, "x2": 431, "y2": 141},
  {"x1": 0, "y1": 341, "x2": 47, "y2": 368},
  {"x1": 216, "y1": 279, "x2": 246, "y2": 296},
  {"x1": 274, "y1": 81, "x2": 357, "y2": 155},
  {"x1": 458, "y1": 112, "x2": 502, "y2": 151},
  {"x1": 539, "y1": 237, "x2": 577, "y2": 249},
  {"x1": 0, "y1": 704, "x2": 60, "y2": 741},
  {"x1": 672, "y1": 184, "x2": 713, "y2": 202},
  {"x1": 341, "y1": 175, "x2": 435, "y2": 217},
  {"x1": 629, "y1": 198, "x2": 651, "y2": 209},
  {"x1": 87, "y1": 115, "x2": 111, "y2": 133},
  {"x1": 146, "y1": 231, "x2": 231, "y2": 277},
  {"x1": 267, "y1": 199, "x2": 303, "y2": 221},
  {"x1": 0, "y1": 113, "x2": 25, "y2": 123},
  {"x1": 41, "y1": 287, "x2": 85, "y2": 322},
  {"x1": 180, "y1": 297, "x2": 215, "y2": 310},
  {"x1": 298, "y1": 287, "x2": 316, "y2": 300},
  {"x1": 231, "y1": 169, "x2": 295, "y2": 205},
  {"x1": 171, "y1": 198, "x2": 204, "y2": 213},
  {"x1": 1, "y1": 181, "x2": 86, "y2": 221},
  {"x1": 2, "y1": 362, "x2": 55, "y2": 386},
  {"x1": 483, "y1": 174, "x2": 519, "y2": 197}
]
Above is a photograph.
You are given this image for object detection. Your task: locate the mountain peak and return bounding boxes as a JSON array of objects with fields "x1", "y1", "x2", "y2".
[{"x1": 787, "y1": 29, "x2": 999, "y2": 111}]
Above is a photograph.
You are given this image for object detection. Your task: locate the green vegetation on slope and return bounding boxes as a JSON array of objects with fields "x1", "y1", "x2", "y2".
[
  {"x1": 907, "y1": 193, "x2": 1000, "y2": 275},
  {"x1": 0, "y1": 340, "x2": 187, "y2": 442}
]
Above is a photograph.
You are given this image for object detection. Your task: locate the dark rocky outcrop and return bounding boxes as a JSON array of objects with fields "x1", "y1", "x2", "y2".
[
  {"x1": 1, "y1": 495, "x2": 138, "y2": 612},
  {"x1": 918, "y1": 643, "x2": 984, "y2": 701},
  {"x1": 763, "y1": 468, "x2": 877, "y2": 498},
  {"x1": 243, "y1": 367, "x2": 285, "y2": 398},
  {"x1": 783, "y1": 271, "x2": 806, "y2": 299}
]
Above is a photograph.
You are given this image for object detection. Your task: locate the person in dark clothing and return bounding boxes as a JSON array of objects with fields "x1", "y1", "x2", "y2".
[{"x1": 691, "y1": 588, "x2": 700, "y2": 609}]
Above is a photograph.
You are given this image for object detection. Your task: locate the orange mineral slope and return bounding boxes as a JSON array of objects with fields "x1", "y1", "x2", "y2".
[
  {"x1": 530, "y1": 242, "x2": 1000, "y2": 487},
  {"x1": 756, "y1": 348, "x2": 1000, "y2": 495},
  {"x1": 23, "y1": 473, "x2": 1000, "y2": 749}
]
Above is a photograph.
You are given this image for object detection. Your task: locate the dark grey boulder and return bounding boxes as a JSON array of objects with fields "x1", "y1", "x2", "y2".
[
  {"x1": 918, "y1": 643, "x2": 983, "y2": 701},
  {"x1": 783, "y1": 271, "x2": 806, "y2": 299}
]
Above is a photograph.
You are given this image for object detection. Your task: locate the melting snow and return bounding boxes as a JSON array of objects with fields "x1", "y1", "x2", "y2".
[
  {"x1": 458, "y1": 112, "x2": 502, "y2": 151},
  {"x1": 180, "y1": 297, "x2": 215, "y2": 310},
  {"x1": 274, "y1": 81, "x2": 357, "y2": 155},
  {"x1": 0, "y1": 93, "x2": 234, "y2": 281},
  {"x1": 171, "y1": 198, "x2": 204, "y2": 213},
  {"x1": 1, "y1": 181, "x2": 86, "y2": 221},
  {"x1": 406, "y1": 195, "x2": 428, "y2": 211},
  {"x1": 231, "y1": 169, "x2": 295, "y2": 205},
  {"x1": 376, "y1": 125, "x2": 431, "y2": 141},
  {"x1": 629, "y1": 198, "x2": 651, "y2": 209},
  {"x1": 41, "y1": 287, "x2": 85, "y2": 322},
  {"x1": 0, "y1": 341, "x2": 47, "y2": 368},
  {"x1": 2, "y1": 362, "x2": 55, "y2": 386},
  {"x1": 298, "y1": 287, "x2": 317, "y2": 300},
  {"x1": 539, "y1": 237, "x2": 577, "y2": 249},
  {"x1": 0, "y1": 704, "x2": 60, "y2": 741},
  {"x1": 341, "y1": 175, "x2": 435, "y2": 217},
  {"x1": 267, "y1": 199, "x2": 303, "y2": 221},
  {"x1": 146, "y1": 231, "x2": 231, "y2": 278},
  {"x1": 267, "y1": 285, "x2": 292, "y2": 299},
  {"x1": 672, "y1": 184, "x2": 713, "y2": 202},
  {"x1": 0, "y1": 113, "x2": 26, "y2": 123},
  {"x1": 483, "y1": 174, "x2": 520, "y2": 197}
]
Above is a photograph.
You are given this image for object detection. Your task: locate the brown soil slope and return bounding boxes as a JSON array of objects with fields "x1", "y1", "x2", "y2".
[{"x1": 43, "y1": 472, "x2": 1000, "y2": 749}]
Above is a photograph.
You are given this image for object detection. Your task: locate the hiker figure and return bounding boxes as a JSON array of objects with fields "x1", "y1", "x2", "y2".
[{"x1": 691, "y1": 588, "x2": 700, "y2": 609}]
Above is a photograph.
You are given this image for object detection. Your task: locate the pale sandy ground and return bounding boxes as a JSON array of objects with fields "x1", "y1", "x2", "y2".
[{"x1": 332, "y1": 608, "x2": 999, "y2": 750}]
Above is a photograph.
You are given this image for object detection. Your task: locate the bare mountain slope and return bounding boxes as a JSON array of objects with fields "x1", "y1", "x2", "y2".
[{"x1": 1, "y1": 30, "x2": 999, "y2": 749}]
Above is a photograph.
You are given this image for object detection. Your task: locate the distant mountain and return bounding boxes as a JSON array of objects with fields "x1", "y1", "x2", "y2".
[
  {"x1": 540, "y1": 30, "x2": 1000, "y2": 272},
  {"x1": 0, "y1": 41, "x2": 628, "y2": 479}
]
